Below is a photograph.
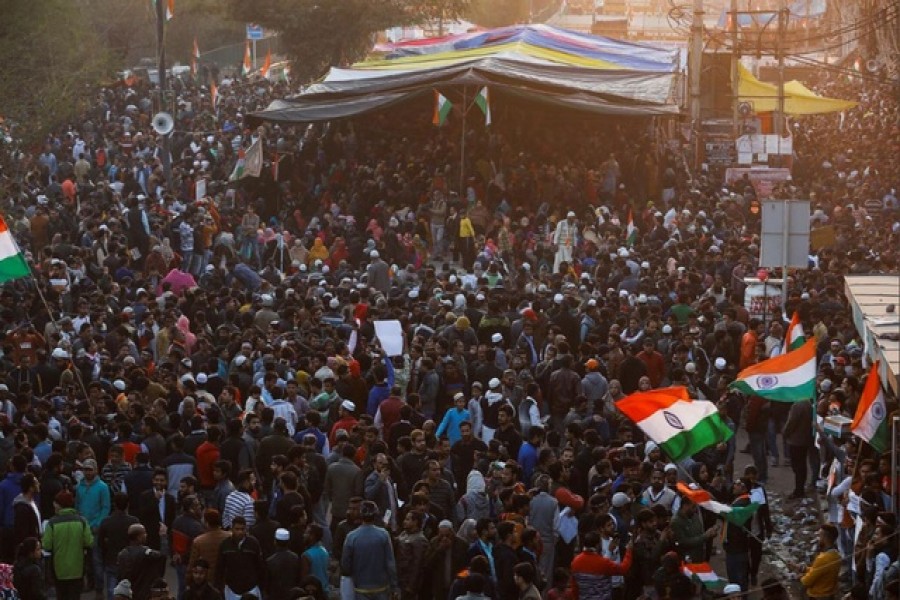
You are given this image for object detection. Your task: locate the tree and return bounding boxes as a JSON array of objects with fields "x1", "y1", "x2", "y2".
[
  {"x1": 0, "y1": 0, "x2": 114, "y2": 145},
  {"x1": 224, "y1": 0, "x2": 470, "y2": 82}
]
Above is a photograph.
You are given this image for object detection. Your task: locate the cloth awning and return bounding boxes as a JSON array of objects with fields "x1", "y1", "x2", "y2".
[
  {"x1": 248, "y1": 25, "x2": 682, "y2": 126},
  {"x1": 737, "y1": 65, "x2": 857, "y2": 115}
]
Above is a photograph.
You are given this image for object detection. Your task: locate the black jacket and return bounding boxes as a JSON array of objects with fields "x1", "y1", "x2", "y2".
[
  {"x1": 264, "y1": 549, "x2": 302, "y2": 600},
  {"x1": 494, "y1": 542, "x2": 519, "y2": 600},
  {"x1": 123, "y1": 466, "x2": 154, "y2": 512},
  {"x1": 137, "y1": 489, "x2": 176, "y2": 551},
  {"x1": 215, "y1": 535, "x2": 265, "y2": 594},
  {"x1": 13, "y1": 558, "x2": 46, "y2": 600},
  {"x1": 116, "y1": 544, "x2": 167, "y2": 600},
  {"x1": 13, "y1": 496, "x2": 41, "y2": 548},
  {"x1": 97, "y1": 511, "x2": 140, "y2": 566}
]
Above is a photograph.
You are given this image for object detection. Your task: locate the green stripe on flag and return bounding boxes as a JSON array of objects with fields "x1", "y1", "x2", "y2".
[
  {"x1": 868, "y1": 418, "x2": 889, "y2": 453},
  {"x1": 723, "y1": 503, "x2": 760, "y2": 526},
  {"x1": 0, "y1": 253, "x2": 30, "y2": 283},
  {"x1": 657, "y1": 413, "x2": 734, "y2": 462},
  {"x1": 788, "y1": 336, "x2": 806, "y2": 351}
]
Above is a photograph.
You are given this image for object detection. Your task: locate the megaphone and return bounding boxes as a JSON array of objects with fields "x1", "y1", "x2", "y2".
[
  {"x1": 866, "y1": 59, "x2": 879, "y2": 73},
  {"x1": 152, "y1": 112, "x2": 174, "y2": 136},
  {"x1": 737, "y1": 101, "x2": 754, "y2": 117}
]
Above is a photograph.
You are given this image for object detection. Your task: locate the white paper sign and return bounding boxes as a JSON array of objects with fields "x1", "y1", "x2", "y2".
[
  {"x1": 373, "y1": 320, "x2": 404, "y2": 357},
  {"x1": 195, "y1": 178, "x2": 207, "y2": 201}
]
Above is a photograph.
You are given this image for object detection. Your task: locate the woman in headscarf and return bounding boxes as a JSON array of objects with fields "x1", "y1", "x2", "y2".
[
  {"x1": 328, "y1": 237, "x2": 349, "y2": 269},
  {"x1": 366, "y1": 218, "x2": 383, "y2": 241},
  {"x1": 307, "y1": 238, "x2": 329, "y2": 265},
  {"x1": 174, "y1": 315, "x2": 196, "y2": 356},
  {"x1": 289, "y1": 239, "x2": 309, "y2": 266},
  {"x1": 456, "y1": 518, "x2": 478, "y2": 545}
]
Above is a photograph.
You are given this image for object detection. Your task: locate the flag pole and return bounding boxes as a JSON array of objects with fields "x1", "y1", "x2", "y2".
[
  {"x1": 460, "y1": 86, "x2": 469, "y2": 196},
  {"x1": 29, "y1": 275, "x2": 92, "y2": 404}
]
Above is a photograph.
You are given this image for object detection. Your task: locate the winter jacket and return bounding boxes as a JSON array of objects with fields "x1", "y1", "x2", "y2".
[
  {"x1": 783, "y1": 399, "x2": 814, "y2": 447},
  {"x1": 570, "y1": 548, "x2": 633, "y2": 600},
  {"x1": 74, "y1": 477, "x2": 110, "y2": 530},
  {"x1": 456, "y1": 472, "x2": 501, "y2": 524},
  {"x1": 12, "y1": 494, "x2": 41, "y2": 548},
  {"x1": 42, "y1": 508, "x2": 93, "y2": 581}
]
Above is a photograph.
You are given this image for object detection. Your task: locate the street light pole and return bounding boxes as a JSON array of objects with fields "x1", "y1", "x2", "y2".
[
  {"x1": 154, "y1": 0, "x2": 173, "y2": 193},
  {"x1": 689, "y1": 0, "x2": 703, "y2": 170}
]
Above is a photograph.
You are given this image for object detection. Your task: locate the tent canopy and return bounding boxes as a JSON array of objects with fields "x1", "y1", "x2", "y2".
[
  {"x1": 737, "y1": 65, "x2": 857, "y2": 115},
  {"x1": 247, "y1": 25, "x2": 681, "y2": 126}
]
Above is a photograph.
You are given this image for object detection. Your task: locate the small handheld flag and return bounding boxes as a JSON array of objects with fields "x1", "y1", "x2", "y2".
[
  {"x1": 433, "y1": 91, "x2": 452, "y2": 126},
  {"x1": 475, "y1": 87, "x2": 491, "y2": 126},
  {"x1": 261, "y1": 48, "x2": 272, "y2": 79},
  {"x1": 242, "y1": 41, "x2": 252, "y2": 77},
  {"x1": 851, "y1": 362, "x2": 889, "y2": 453}
]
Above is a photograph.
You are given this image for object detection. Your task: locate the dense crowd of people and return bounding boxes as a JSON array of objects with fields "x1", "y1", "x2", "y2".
[{"x1": 0, "y1": 54, "x2": 897, "y2": 600}]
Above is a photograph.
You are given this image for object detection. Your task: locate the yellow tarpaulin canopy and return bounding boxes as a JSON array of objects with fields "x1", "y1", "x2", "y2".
[{"x1": 738, "y1": 65, "x2": 857, "y2": 115}]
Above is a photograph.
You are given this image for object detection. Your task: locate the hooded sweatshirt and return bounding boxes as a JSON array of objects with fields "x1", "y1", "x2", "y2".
[
  {"x1": 480, "y1": 390, "x2": 508, "y2": 443},
  {"x1": 456, "y1": 471, "x2": 500, "y2": 524}
]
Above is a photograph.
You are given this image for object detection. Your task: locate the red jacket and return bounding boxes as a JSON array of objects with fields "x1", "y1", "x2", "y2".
[
  {"x1": 569, "y1": 548, "x2": 632, "y2": 600},
  {"x1": 636, "y1": 350, "x2": 666, "y2": 388},
  {"x1": 195, "y1": 441, "x2": 220, "y2": 488}
]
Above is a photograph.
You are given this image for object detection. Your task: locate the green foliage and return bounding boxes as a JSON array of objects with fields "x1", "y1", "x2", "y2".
[
  {"x1": 224, "y1": 0, "x2": 471, "y2": 82},
  {"x1": 0, "y1": 0, "x2": 115, "y2": 144},
  {"x1": 84, "y1": 0, "x2": 243, "y2": 68}
]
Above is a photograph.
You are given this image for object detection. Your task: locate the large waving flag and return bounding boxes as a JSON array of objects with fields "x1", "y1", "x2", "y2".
[
  {"x1": 782, "y1": 311, "x2": 806, "y2": 353},
  {"x1": 615, "y1": 387, "x2": 733, "y2": 462},
  {"x1": 851, "y1": 362, "x2": 889, "y2": 452},
  {"x1": 729, "y1": 338, "x2": 816, "y2": 402},
  {"x1": 242, "y1": 41, "x2": 252, "y2": 76},
  {"x1": 676, "y1": 483, "x2": 760, "y2": 525},
  {"x1": 433, "y1": 91, "x2": 452, "y2": 126},
  {"x1": 0, "y1": 216, "x2": 31, "y2": 283}
]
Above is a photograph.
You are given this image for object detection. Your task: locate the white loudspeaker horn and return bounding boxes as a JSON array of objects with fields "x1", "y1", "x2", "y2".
[
  {"x1": 866, "y1": 59, "x2": 879, "y2": 73},
  {"x1": 152, "y1": 112, "x2": 174, "y2": 135}
]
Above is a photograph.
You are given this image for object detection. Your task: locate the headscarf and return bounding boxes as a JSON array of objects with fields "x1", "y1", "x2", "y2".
[
  {"x1": 307, "y1": 238, "x2": 329, "y2": 265},
  {"x1": 457, "y1": 518, "x2": 477, "y2": 543},
  {"x1": 466, "y1": 470, "x2": 486, "y2": 495},
  {"x1": 176, "y1": 315, "x2": 196, "y2": 354}
]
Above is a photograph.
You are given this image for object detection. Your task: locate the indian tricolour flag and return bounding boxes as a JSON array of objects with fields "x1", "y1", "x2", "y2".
[
  {"x1": 851, "y1": 362, "x2": 888, "y2": 453},
  {"x1": 683, "y1": 562, "x2": 727, "y2": 590},
  {"x1": 626, "y1": 208, "x2": 637, "y2": 246},
  {"x1": 242, "y1": 41, "x2": 252, "y2": 77},
  {"x1": 615, "y1": 387, "x2": 733, "y2": 462},
  {"x1": 0, "y1": 216, "x2": 31, "y2": 283},
  {"x1": 433, "y1": 91, "x2": 452, "y2": 126},
  {"x1": 676, "y1": 483, "x2": 760, "y2": 525},
  {"x1": 729, "y1": 338, "x2": 816, "y2": 402},
  {"x1": 782, "y1": 311, "x2": 806, "y2": 353},
  {"x1": 475, "y1": 86, "x2": 491, "y2": 126}
]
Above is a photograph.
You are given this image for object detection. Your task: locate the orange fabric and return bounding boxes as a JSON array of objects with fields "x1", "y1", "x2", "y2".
[{"x1": 740, "y1": 331, "x2": 758, "y2": 369}]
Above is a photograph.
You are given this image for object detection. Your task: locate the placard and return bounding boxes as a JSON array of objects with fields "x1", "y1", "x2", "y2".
[{"x1": 373, "y1": 320, "x2": 404, "y2": 357}]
